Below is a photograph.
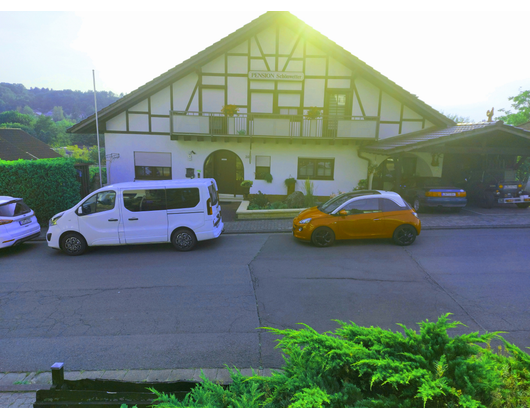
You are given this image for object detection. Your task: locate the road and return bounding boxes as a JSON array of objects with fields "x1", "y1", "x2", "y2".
[{"x1": 1, "y1": 228, "x2": 529, "y2": 372}]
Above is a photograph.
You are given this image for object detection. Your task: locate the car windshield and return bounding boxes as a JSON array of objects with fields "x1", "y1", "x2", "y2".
[{"x1": 318, "y1": 193, "x2": 357, "y2": 214}]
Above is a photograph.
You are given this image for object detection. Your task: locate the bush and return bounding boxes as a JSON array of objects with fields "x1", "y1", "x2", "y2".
[
  {"x1": 270, "y1": 201, "x2": 288, "y2": 209},
  {"x1": 249, "y1": 191, "x2": 268, "y2": 208},
  {"x1": 0, "y1": 158, "x2": 81, "y2": 225},
  {"x1": 150, "y1": 314, "x2": 530, "y2": 408}
]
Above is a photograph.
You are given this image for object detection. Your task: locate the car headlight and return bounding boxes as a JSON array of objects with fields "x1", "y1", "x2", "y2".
[
  {"x1": 49, "y1": 213, "x2": 64, "y2": 226},
  {"x1": 299, "y1": 217, "x2": 312, "y2": 224},
  {"x1": 412, "y1": 211, "x2": 418, "y2": 218}
]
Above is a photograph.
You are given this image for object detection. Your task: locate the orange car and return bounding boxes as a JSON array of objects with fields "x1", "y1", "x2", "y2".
[{"x1": 293, "y1": 190, "x2": 421, "y2": 247}]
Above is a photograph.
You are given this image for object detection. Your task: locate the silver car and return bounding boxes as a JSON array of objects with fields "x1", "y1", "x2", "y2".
[{"x1": 0, "y1": 196, "x2": 41, "y2": 248}]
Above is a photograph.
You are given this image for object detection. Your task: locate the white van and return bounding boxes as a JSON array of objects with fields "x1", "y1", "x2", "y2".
[{"x1": 47, "y1": 178, "x2": 223, "y2": 256}]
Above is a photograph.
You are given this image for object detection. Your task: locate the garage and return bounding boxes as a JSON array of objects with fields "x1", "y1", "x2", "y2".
[{"x1": 363, "y1": 120, "x2": 530, "y2": 209}]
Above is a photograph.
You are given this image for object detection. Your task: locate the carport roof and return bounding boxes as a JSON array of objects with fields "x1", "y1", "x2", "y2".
[{"x1": 361, "y1": 121, "x2": 530, "y2": 155}]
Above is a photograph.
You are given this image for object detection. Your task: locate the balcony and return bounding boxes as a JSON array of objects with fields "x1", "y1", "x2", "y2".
[{"x1": 170, "y1": 111, "x2": 378, "y2": 141}]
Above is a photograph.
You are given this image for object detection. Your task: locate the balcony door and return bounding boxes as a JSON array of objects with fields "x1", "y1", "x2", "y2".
[
  {"x1": 324, "y1": 91, "x2": 350, "y2": 137},
  {"x1": 204, "y1": 150, "x2": 244, "y2": 195}
]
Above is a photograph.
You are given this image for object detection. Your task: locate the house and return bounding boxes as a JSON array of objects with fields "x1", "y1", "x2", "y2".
[
  {"x1": 68, "y1": 12, "x2": 530, "y2": 198},
  {"x1": 0, "y1": 128, "x2": 62, "y2": 161}
]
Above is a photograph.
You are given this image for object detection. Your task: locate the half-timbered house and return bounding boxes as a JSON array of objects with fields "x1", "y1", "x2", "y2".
[{"x1": 73, "y1": 12, "x2": 529, "y2": 198}]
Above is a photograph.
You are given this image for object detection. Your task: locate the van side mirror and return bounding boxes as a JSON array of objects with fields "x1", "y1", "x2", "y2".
[{"x1": 77, "y1": 205, "x2": 91, "y2": 216}]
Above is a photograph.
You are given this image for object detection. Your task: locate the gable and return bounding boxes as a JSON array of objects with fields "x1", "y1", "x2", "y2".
[{"x1": 70, "y1": 11, "x2": 454, "y2": 137}]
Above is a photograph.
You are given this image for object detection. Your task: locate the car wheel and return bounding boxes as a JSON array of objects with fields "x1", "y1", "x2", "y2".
[
  {"x1": 516, "y1": 203, "x2": 530, "y2": 209},
  {"x1": 60, "y1": 232, "x2": 87, "y2": 256},
  {"x1": 171, "y1": 228, "x2": 197, "y2": 251},
  {"x1": 311, "y1": 227, "x2": 335, "y2": 247},
  {"x1": 392, "y1": 225, "x2": 417, "y2": 246}
]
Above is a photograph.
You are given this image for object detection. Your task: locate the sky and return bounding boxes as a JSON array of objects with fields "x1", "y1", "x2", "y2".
[{"x1": 1, "y1": 1, "x2": 529, "y2": 123}]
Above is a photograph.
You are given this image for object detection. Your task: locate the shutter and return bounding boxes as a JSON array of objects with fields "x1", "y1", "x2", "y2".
[{"x1": 134, "y1": 152, "x2": 171, "y2": 167}]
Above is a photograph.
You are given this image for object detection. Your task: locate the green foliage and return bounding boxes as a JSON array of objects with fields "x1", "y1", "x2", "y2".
[
  {"x1": 353, "y1": 179, "x2": 368, "y2": 190},
  {"x1": 240, "y1": 180, "x2": 253, "y2": 188},
  {"x1": 303, "y1": 178, "x2": 315, "y2": 207},
  {"x1": 89, "y1": 165, "x2": 107, "y2": 186},
  {"x1": 0, "y1": 158, "x2": 81, "y2": 224},
  {"x1": 249, "y1": 191, "x2": 268, "y2": 208},
  {"x1": 284, "y1": 177, "x2": 296, "y2": 186},
  {"x1": 497, "y1": 89, "x2": 530, "y2": 126},
  {"x1": 264, "y1": 173, "x2": 273, "y2": 183},
  {"x1": 150, "y1": 314, "x2": 530, "y2": 408}
]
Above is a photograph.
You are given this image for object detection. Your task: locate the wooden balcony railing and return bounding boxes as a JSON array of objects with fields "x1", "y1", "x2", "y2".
[{"x1": 170, "y1": 111, "x2": 378, "y2": 140}]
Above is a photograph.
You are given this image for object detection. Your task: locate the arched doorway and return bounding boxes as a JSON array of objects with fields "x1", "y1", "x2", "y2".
[{"x1": 204, "y1": 150, "x2": 244, "y2": 194}]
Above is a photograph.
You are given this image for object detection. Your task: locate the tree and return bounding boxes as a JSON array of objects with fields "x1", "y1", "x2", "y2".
[
  {"x1": 497, "y1": 89, "x2": 530, "y2": 126},
  {"x1": 52, "y1": 106, "x2": 65, "y2": 122},
  {"x1": 441, "y1": 112, "x2": 473, "y2": 123}
]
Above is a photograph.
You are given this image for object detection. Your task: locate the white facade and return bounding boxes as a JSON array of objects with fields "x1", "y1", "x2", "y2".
[{"x1": 91, "y1": 12, "x2": 450, "y2": 196}]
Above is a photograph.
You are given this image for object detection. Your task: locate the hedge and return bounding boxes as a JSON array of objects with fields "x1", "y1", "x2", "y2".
[{"x1": 0, "y1": 158, "x2": 81, "y2": 225}]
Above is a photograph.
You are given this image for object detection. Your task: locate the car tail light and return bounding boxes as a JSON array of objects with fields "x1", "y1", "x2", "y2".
[
  {"x1": 499, "y1": 184, "x2": 503, "y2": 189},
  {"x1": 456, "y1": 192, "x2": 466, "y2": 197},
  {"x1": 425, "y1": 191, "x2": 441, "y2": 197},
  {"x1": 207, "y1": 198, "x2": 212, "y2": 215},
  {"x1": 0, "y1": 219, "x2": 13, "y2": 225}
]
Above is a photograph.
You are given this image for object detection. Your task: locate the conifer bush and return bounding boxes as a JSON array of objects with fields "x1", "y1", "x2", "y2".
[{"x1": 150, "y1": 314, "x2": 530, "y2": 408}]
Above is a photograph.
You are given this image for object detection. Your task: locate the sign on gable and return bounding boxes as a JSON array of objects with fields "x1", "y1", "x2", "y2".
[{"x1": 248, "y1": 72, "x2": 304, "y2": 81}]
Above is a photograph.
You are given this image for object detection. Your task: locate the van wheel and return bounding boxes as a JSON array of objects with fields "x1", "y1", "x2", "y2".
[
  {"x1": 61, "y1": 232, "x2": 87, "y2": 256},
  {"x1": 171, "y1": 228, "x2": 197, "y2": 252},
  {"x1": 393, "y1": 225, "x2": 417, "y2": 246}
]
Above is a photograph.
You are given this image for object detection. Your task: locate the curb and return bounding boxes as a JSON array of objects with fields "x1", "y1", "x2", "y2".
[{"x1": 30, "y1": 224, "x2": 530, "y2": 242}]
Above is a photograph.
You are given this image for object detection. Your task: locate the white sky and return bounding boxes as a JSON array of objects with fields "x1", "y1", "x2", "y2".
[{"x1": 1, "y1": 1, "x2": 529, "y2": 122}]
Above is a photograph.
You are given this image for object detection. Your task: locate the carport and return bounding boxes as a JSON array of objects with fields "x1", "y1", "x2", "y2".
[{"x1": 361, "y1": 121, "x2": 530, "y2": 198}]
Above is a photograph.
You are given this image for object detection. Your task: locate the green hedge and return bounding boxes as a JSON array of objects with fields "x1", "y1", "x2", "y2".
[
  {"x1": 0, "y1": 158, "x2": 81, "y2": 225},
  {"x1": 148, "y1": 314, "x2": 530, "y2": 408}
]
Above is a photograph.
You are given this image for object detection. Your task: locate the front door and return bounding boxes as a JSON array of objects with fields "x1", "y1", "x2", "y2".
[
  {"x1": 214, "y1": 150, "x2": 236, "y2": 194},
  {"x1": 77, "y1": 190, "x2": 121, "y2": 246}
]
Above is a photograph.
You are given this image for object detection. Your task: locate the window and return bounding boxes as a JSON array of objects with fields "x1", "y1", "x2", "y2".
[
  {"x1": 135, "y1": 166, "x2": 171, "y2": 180},
  {"x1": 342, "y1": 198, "x2": 381, "y2": 214},
  {"x1": 123, "y1": 189, "x2": 166, "y2": 212},
  {"x1": 381, "y1": 198, "x2": 407, "y2": 212},
  {"x1": 297, "y1": 158, "x2": 334, "y2": 180},
  {"x1": 0, "y1": 201, "x2": 31, "y2": 217},
  {"x1": 167, "y1": 188, "x2": 200, "y2": 209},
  {"x1": 255, "y1": 156, "x2": 271, "y2": 180},
  {"x1": 134, "y1": 152, "x2": 172, "y2": 180},
  {"x1": 81, "y1": 191, "x2": 116, "y2": 214},
  {"x1": 208, "y1": 184, "x2": 218, "y2": 206}
]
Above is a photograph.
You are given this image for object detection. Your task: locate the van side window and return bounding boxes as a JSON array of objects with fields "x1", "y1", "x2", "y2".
[
  {"x1": 123, "y1": 189, "x2": 166, "y2": 212},
  {"x1": 167, "y1": 188, "x2": 200, "y2": 209},
  {"x1": 82, "y1": 191, "x2": 116, "y2": 214}
]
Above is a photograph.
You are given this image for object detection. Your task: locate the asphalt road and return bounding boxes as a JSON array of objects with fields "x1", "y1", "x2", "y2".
[{"x1": 1, "y1": 228, "x2": 529, "y2": 372}]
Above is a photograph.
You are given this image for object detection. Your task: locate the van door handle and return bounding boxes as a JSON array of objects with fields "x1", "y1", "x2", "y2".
[
  {"x1": 108, "y1": 218, "x2": 118, "y2": 222},
  {"x1": 128, "y1": 218, "x2": 138, "y2": 221}
]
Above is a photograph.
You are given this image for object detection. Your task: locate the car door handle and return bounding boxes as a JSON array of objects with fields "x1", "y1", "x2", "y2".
[
  {"x1": 108, "y1": 218, "x2": 118, "y2": 222},
  {"x1": 128, "y1": 218, "x2": 138, "y2": 221},
  {"x1": 373, "y1": 218, "x2": 381, "y2": 221}
]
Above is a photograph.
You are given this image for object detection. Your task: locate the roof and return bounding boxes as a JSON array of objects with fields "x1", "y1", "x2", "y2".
[
  {"x1": 69, "y1": 11, "x2": 454, "y2": 134},
  {"x1": 361, "y1": 121, "x2": 530, "y2": 154},
  {"x1": 0, "y1": 129, "x2": 62, "y2": 160},
  {"x1": 518, "y1": 121, "x2": 530, "y2": 131}
]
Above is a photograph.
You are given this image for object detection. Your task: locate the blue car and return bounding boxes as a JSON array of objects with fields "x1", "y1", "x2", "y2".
[{"x1": 400, "y1": 177, "x2": 467, "y2": 213}]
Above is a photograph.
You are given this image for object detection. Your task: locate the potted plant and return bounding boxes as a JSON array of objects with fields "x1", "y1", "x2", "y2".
[
  {"x1": 221, "y1": 104, "x2": 239, "y2": 117},
  {"x1": 306, "y1": 107, "x2": 321, "y2": 119},
  {"x1": 240, "y1": 180, "x2": 253, "y2": 200},
  {"x1": 285, "y1": 176, "x2": 296, "y2": 195},
  {"x1": 264, "y1": 173, "x2": 273, "y2": 183}
]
